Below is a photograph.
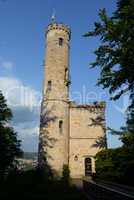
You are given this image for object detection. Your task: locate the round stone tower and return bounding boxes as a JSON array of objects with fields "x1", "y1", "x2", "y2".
[{"x1": 39, "y1": 22, "x2": 71, "y2": 176}]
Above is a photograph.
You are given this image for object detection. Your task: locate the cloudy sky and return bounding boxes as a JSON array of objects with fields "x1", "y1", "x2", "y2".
[{"x1": 0, "y1": 0, "x2": 128, "y2": 152}]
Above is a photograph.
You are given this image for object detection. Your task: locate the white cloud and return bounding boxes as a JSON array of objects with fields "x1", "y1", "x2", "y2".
[
  {"x1": 14, "y1": 123, "x2": 39, "y2": 138},
  {"x1": 0, "y1": 58, "x2": 14, "y2": 70},
  {"x1": 13, "y1": 122, "x2": 39, "y2": 151},
  {"x1": 0, "y1": 76, "x2": 41, "y2": 152},
  {"x1": 2, "y1": 61, "x2": 13, "y2": 70},
  {"x1": 0, "y1": 76, "x2": 41, "y2": 110}
]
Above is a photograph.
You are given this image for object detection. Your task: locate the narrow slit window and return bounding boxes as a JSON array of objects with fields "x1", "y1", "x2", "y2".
[
  {"x1": 59, "y1": 38, "x2": 63, "y2": 46},
  {"x1": 59, "y1": 120, "x2": 63, "y2": 134},
  {"x1": 65, "y1": 68, "x2": 68, "y2": 80},
  {"x1": 48, "y1": 80, "x2": 52, "y2": 91}
]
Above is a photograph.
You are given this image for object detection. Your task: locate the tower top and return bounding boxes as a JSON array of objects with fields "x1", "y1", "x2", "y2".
[{"x1": 46, "y1": 23, "x2": 71, "y2": 39}]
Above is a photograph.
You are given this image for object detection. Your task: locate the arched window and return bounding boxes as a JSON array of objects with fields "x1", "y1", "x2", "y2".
[
  {"x1": 85, "y1": 157, "x2": 92, "y2": 176},
  {"x1": 59, "y1": 38, "x2": 63, "y2": 46},
  {"x1": 59, "y1": 120, "x2": 63, "y2": 134}
]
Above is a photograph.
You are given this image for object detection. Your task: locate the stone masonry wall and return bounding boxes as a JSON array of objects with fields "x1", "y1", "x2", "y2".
[
  {"x1": 39, "y1": 23, "x2": 71, "y2": 176},
  {"x1": 69, "y1": 102, "x2": 106, "y2": 178}
]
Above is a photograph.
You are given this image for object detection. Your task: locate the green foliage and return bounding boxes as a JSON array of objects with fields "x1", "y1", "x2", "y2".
[
  {"x1": 85, "y1": 1, "x2": 134, "y2": 185},
  {"x1": 84, "y1": 0, "x2": 134, "y2": 101},
  {"x1": 0, "y1": 90, "x2": 12, "y2": 124},
  {"x1": 62, "y1": 164, "x2": 70, "y2": 184},
  {"x1": 0, "y1": 169, "x2": 86, "y2": 200},
  {"x1": 95, "y1": 148, "x2": 134, "y2": 185},
  {"x1": 109, "y1": 123, "x2": 134, "y2": 149},
  {"x1": 0, "y1": 91, "x2": 22, "y2": 179},
  {"x1": 37, "y1": 162, "x2": 53, "y2": 182},
  {"x1": 84, "y1": 0, "x2": 134, "y2": 147}
]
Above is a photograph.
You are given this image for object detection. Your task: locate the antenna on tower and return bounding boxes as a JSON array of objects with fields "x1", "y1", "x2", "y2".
[{"x1": 51, "y1": 8, "x2": 56, "y2": 23}]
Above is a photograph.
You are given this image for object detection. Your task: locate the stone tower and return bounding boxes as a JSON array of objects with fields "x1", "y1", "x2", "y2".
[
  {"x1": 39, "y1": 22, "x2": 71, "y2": 176},
  {"x1": 39, "y1": 20, "x2": 106, "y2": 179}
]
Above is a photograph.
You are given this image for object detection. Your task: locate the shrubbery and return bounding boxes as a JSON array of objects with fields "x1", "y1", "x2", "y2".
[
  {"x1": 62, "y1": 164, "x2": 70, "y2": 185},
  {"x1": 95, "y1": 147, "x2": 134, "y2": 186},
  {"x1": 0, "y1": 168, "x2": 86, "y2": 200}
]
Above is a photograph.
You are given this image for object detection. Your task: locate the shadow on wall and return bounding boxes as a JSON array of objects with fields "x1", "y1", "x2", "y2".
[
  {"x1": 87, "y1": 104, "x2": 107, "y2": 149},
  {"x1": 38, "y1": 102, "x2": 57, "y2": 178}
]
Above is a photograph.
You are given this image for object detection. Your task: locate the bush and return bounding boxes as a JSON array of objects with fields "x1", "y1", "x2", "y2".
[
  {"x1": 0, "y1": 168, "x2": 87, "y2": 200},
  {"x1": 95, "y1": 147, "x2": 134, "y2": 186},
  {"x1": 62, "y1": 164, "x2": 70, "y2": 185}
]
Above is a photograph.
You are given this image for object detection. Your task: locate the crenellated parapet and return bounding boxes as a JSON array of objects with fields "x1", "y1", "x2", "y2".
[
  {"x1": 46, "y1": 23, "x2": 71, "y2": 39},
  {"x1": 69, "y1": 101, "x2": 106, "y2": 112}
]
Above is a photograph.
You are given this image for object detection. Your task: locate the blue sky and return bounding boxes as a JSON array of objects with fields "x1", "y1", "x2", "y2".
[{"x1": 0, "y1": 0, "x2": 127, "y2": 151}]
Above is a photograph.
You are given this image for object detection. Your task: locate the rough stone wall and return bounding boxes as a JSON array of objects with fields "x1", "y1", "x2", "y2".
[
  {"x1": 39, "y1": 23, "x2": 71, "y2": 176},
  {"x1": 69, "y1": 102, "x2": 106, "y2": 178},
  {"x1": 44, "y1": 24, "x2": 70, "y2": 100}
]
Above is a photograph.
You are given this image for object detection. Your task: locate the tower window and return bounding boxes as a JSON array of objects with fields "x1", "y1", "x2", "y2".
[
  {"x1": 59, "y1": 120, "x2": 63, "y2": 134},
  {"x1": 59, "y1": 38, "x2": 63, "y2": 46},
  {"x1": 65, "y1": 68, "x2": 68, "y2": 80},
  {"x1": 48, "y1": 80, "x2": 52, "y2": 91}
]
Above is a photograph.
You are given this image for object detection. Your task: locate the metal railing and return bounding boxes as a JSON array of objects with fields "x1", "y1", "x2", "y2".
[{"x1": 83, "y1": 179, "x2": 134, "y2": 200}]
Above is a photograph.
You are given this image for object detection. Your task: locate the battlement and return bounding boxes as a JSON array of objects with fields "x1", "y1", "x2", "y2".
[
  {"x1": 46, "y1": 23, "x2": 71, "y2": 39},
  {"x1": 69, "y1": 101, "x2": 106, "y2": 110}
]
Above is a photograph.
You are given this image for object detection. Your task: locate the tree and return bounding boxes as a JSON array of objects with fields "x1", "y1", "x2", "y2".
[
  {"x1": 84, "y1": 0, "x2": 134, "y2": 101},
  {"x1": 0, "y1": 90, "x2": 12, "y2": 123},
  {"x1": 84, "y1": 0, "x2": 134, "y2": 147},
  {"x1": 0, "y1": 91, "x2": 22, "y2": 180},
  {"x1": 95, "y1": 148, "x2": 134, "y2": 185}
]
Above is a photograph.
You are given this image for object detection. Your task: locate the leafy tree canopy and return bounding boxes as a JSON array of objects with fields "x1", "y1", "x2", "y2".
[
  {"x1": 95, "y1": 148, "x2": 134, "y2": 185},
  {"x1": 84, "y1": 0, "x2": 134, "y2": 148},
  {"x1": 0, "y1": 91, "x2": 22, "y2": 179},
  {"x1": 0, "y1": 91, "x2": 12, "y2": 124},
  {"x1": 84, "y1": 0, "x2": 134, "y2": 102}
]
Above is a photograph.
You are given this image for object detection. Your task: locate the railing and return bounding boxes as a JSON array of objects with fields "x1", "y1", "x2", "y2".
[{"x1": 83, "y1": 179, "x2": 134, "y2": 200}]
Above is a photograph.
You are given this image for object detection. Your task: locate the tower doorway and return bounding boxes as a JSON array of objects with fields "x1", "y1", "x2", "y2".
[{"x1": 85, "y1": 157, "x2": 92, "y2": 176}]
